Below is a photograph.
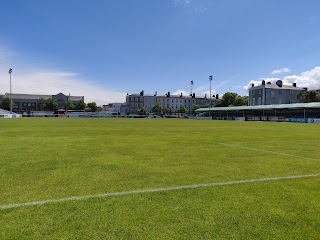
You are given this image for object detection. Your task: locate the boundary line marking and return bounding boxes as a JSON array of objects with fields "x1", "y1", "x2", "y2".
[
  {"x1": 1, "y1": 173, "x2": 320, "y2": 210},
  {"x1": 218, "y1": 142, "x2": 320, "y2": 162}
]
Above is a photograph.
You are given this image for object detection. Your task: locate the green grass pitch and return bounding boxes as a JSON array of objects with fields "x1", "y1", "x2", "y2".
[{"x1": 1, "y1": 118, "x2": 320, "y2": 239}]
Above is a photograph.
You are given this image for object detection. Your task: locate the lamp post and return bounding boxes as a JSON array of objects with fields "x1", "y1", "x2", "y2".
[
  {"x1": 190, "y1": 80, "x2": 193, "y2": 96},
  {"x1": 209, "y1": 75, "x2": 212, "y2": 119},
  {"x1": 8, "y1": 68, "x2": 13, "y2": 113}
]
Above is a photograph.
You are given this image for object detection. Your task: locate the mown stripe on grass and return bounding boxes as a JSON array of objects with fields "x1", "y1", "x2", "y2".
[
  {"x1": 219, "y1": 142, "x2": 320, "y2": 162},
  {"x1": 1, "y1": 173, "x2": 320, "y2": 210}
]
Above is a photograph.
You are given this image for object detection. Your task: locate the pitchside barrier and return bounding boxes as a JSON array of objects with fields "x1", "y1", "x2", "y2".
[
  {"x1": 4, "y1": 112, "x2": 320, "y2": 123},
  {"x1": 307, "y1": 118, "x2": 320, "y2": 124},
  {"x1": 0, "y1": 114, "x2": 21, "y2": 118}
]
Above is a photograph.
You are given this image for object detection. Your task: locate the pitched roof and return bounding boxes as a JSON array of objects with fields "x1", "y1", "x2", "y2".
[
  {"x1": 3, "y1": 93, "x2": 84, "y2": 101},
  {"x1": 5, "y1": 93, "x2": 52, "y2": 100},
  {"x1": 251, "y1": 84, "x2": 305, "y2": 90},
  {"x1": 196, "y1": 102, "x2": 320, "y2": 112}
]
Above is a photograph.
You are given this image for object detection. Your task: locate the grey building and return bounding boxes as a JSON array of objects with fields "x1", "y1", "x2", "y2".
[
  {"x1": 126, "y1": 91, "x2": 218, "y2": 113},
  {"x1": 249, "y1": 80, "x2": 306, "y2": 106},
  {"x1": 1, "y1": 92, "x2": 84, "y2": 112}
]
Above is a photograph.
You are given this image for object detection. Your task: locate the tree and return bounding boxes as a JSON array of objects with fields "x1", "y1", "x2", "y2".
[
  {"x1": 96, "y1": 106, "x2": 102, "y2": 112},
  {"x1": 87, "y1": 102, "x2": 98, "y2": 112},
  {"x1": 152, "y1": 103, "x2": 162, "y2": 114},
  {"x1": 191, "y1": 104, "x2": 200, "y2": 115},
  {"x1": 37, "y1": 98, "x2": 46, "y2": 111},
  {"x1": 214, "y1": 92, "x2": 248, "y2": 107},
  {"x1": 215, "y1": 99, "x2": 226, "y2": 107},
  {"x1": 177, "y1": 105, "x2": 188, "y2": 114},
  {"x1": 163, "y1": 108, "x2": 173, "y2": 114},
  {"x1": 46, "y1": 98, "x2": 59, "y2": 111},
  {"x1": 298, "y1": 90, "x2": 320, "y2": 103},
  {"x1": 66, "y1": 100, "x2": 75, "y2": 110},
  {"x1": 75, "y1": 99, "x2": 86, "y2": 110},
  {"x1": 138, "y1": 107, "x2": 148, "y2": 115},
  {"x1": 234, "y1": 95, "x2": 248, "y2": 106},
  {"x1": 0, "y1": 97, "x2": 14, "y2": 111},
  {"x1": 222, "y1": 92, "x2": 238, "y2": 106}
]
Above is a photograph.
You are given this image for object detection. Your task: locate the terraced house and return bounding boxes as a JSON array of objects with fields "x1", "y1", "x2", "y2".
[{"x1": 126, "y1": 91, "x2": 218, "y2": 114}]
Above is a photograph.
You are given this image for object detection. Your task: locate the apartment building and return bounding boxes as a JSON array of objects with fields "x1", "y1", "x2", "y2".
[
  {"x1": 249, "y1": 80, "x2": 306, "y2": 106},
  {"x1": 126, "y1": 91, "x2": 218, "y2": 113}
]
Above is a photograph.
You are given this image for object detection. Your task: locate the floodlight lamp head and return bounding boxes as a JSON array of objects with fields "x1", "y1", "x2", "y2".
[
  {"x1": 209, "y1": 75, "x2": 212, "y2": 81},
  {"x1": 8, "y1": 68, "x2": 12, "y2": 74}
]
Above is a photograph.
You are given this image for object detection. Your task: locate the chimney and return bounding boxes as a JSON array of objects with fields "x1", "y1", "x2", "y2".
[
  {"x1": 180, "y1": 92, "x2": 183, "y2": 97},
  {"x1": 251, "y1": 83, "x2": 254, "y2": 87},
  {"x1": 216, "y1": 94, "x2": 219, "y2": 99},
  {"x1": 293, "y1": 83, "x2": 296, "y2": 87},
  {"x1": 192, "y1": 93, "x2": 195, "y2": 98},
  {"x1": 276, "y1": 80, "x2": 283, "y2": 87},
  {"x1": 167, "y1": 92, "x2": 170, "y2": 97},
  {"x1": 262, "y1": 80, "x2": 265, "y2": 85}
]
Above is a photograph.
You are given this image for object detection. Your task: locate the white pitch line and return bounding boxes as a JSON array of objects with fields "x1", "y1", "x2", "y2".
[
  {"x1": 1, "y1": 173, "x2": 320, "y2": 210},
  {"x1": 219, "y1": 142, "x2": 320, "y2": 162}
]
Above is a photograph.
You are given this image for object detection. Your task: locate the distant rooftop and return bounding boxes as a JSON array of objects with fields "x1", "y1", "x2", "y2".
[
  {"x1": 3, "y1": 93, "x2": 84, "y2": 100},
  {"x1": 128, "y1": 93, "x2": 217, "y2": 99},
  {"x1": 250, "y1": 80, "x2": 305, "y2": 90}
]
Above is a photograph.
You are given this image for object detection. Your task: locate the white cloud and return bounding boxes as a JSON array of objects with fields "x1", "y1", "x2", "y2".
[
  {"x1": 172, "y1": 89, "x2": 190, "y2": 96},
  {"x1": 271, "y1": 67, "x2": 291, "y2": 75},
  {"x1": 173, "y1": 0, "x2": 192, "y2": 6},
  {"x1": 195, "y1": 6, "x2": 208, "y2": 13},
  {"x1": 0, "y1": 47, "x2": 126, "y2": 105},
  {"x1": 172, "y1": 88, "x2": 216, "y2": 97},
  {"x1": 244, "y1": 66, "x2": 320, "y2": 92},
  {"x1": 202, "y1": 90, "x2": 217, "y2": 97}
]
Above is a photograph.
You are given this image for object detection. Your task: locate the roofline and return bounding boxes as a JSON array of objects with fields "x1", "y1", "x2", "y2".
[{"x1": 196, "y1": 102, "x2": 320, "y2": 112}]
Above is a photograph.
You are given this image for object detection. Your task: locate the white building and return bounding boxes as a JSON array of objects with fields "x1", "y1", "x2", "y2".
[
  {"x1": 126, "y1": 91, "x2": 218, "y2": 114},
  {"x1": 249, "y1": 80, "x2": 306, "y2": 106},
  {"x1": 102, "y1": 103, "x2": 127, "y2": 114}
]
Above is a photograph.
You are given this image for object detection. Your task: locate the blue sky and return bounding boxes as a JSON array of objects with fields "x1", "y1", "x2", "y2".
[{"x1": 1, "y1": 0, "x2": 320, "y2": 104}]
